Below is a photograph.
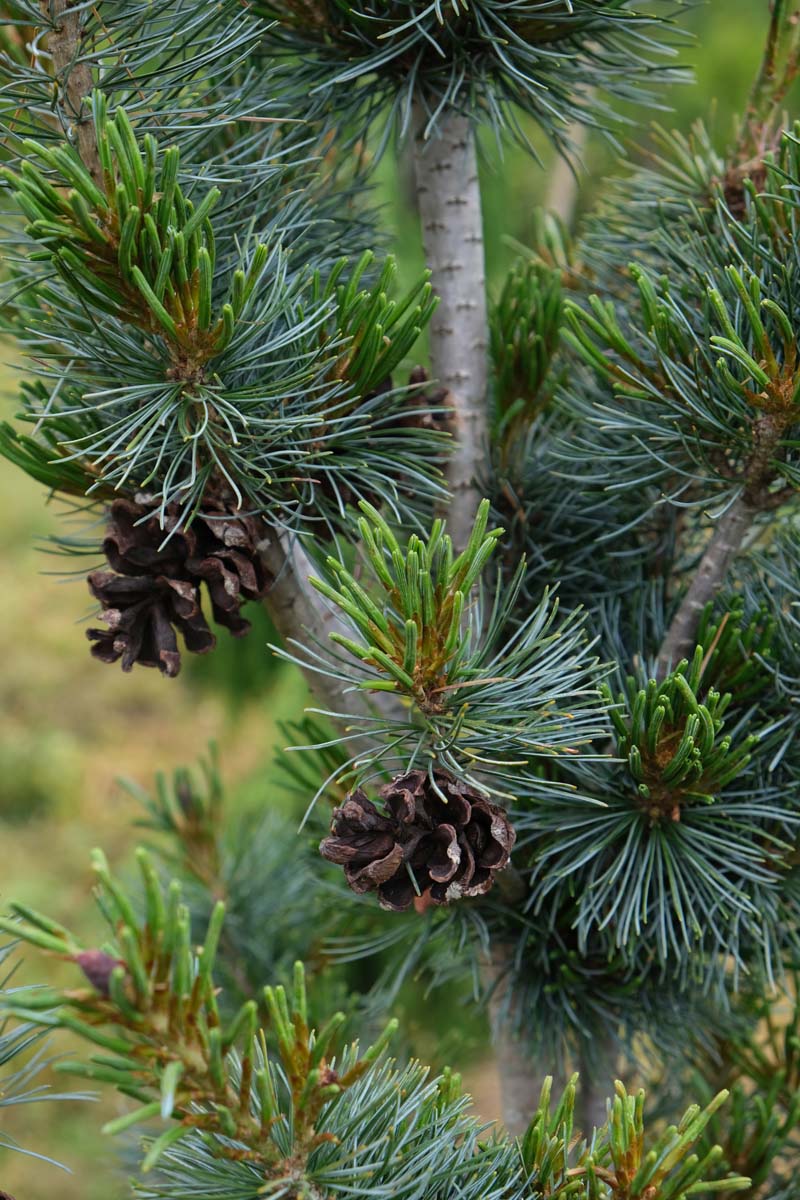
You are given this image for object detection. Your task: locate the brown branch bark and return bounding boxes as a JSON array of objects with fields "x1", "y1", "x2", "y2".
[
  {"x1": 658, "y1": 409, "x2": 790, "y2": 676},
  {"x1": 412, "y1": 107, "x2": 489, "y2": 551},
  {"x1": 41, "y1": 0, "x2": 102, "y2": 185},
  {"x1": 656, "y1": 495, "x2": 756, "y2": 677},
  {"x1": 738, "y1": 0, "x2": 800, "y2": 162}
]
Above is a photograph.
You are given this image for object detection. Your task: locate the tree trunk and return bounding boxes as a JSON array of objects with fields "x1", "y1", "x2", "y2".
[
  {"x1": 412, "y1": 108, "x2": 489, "y2": 551},
  {"x1": 484, "y1": 945, "x2": 539, "y2": 1135},
  {"x1": 485, "y1": 943, "x2": 612, "y2": 1136},
  {"x1": 413, "y1": 110, "x2": 547, "y2": 1133}
]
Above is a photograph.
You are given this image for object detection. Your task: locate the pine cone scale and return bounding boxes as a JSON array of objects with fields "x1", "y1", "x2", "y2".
[
  {"x1": 346, "y1": 844, "x2": 407, "y2": 892},
  {"x1": 416, "y1": 824, "x2": 461, "y2": 884}
]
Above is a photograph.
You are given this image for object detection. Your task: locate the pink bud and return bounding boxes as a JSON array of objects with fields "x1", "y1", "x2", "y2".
[{"x1": 75, "y1": 949, "x2": 124, "y2": 996}]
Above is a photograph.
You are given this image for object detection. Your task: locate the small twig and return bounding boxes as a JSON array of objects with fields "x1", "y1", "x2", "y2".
[
  {"x1": 41, "y1": 0, "x2": 102, "y2": 185},
  {"x1": 738, "y1": 0, "x2": 800, "y2": 162},
  {"x1": 698, "y1": 610, "x2": 731, "y2": 681},
  {"x1": 658, "y1": 409, "x2": 790, "y2": 676},
  {"x1": 657, "y1": 496, "x2": 756, "y2": 678}
]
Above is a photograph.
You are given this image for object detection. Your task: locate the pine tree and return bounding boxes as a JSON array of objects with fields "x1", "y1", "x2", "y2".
[{"x1": 2, "y1": 1, "x2": 800, "y2": 1196}]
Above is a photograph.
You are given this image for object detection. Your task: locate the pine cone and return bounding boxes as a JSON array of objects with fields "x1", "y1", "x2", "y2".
[
  {"x1": 87, "y1": 571, "x2": 212, "y2": 677},
  {"x1": 320, "y1": 769, "x2": 516, "y2": 911},
  {"x1": 186, "y1": 506, "x2": 269, "y2": 634},
  {"x1": 86, "y1": 497, "x2": 270, "y2": 677}
]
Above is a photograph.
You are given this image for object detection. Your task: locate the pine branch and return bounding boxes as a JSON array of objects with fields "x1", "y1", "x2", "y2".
[
  {"x1": 260, "y1": 531, "x2": 390, "y2": 724},
  {"x1": 0, "y1": 852, "x2": 402, "y2": 1182},
  {"x1": 1, "y1": 62, "x2": 444, "y2": 687},
  {"x1": 565, "y1": 150, "x2": 800, "y2": 677},
  {"x1": 279, "y1": 498, "x2": 604, "y2": 797},
  {"x1": 0, "y1": 857, "x2": 755, "y2": 1195},
  {"x1": 656, "y1": 498, "x2": 756, "y2": 676},
  {"x1": 652, "y1": 7, "x2": 800, "y2": 677},
  {"x1": 413, "y1": 108, "x2": 488, "y2": 549},
  {"x1": 657, "y1": 398, "x2": 794, "y2": 675},
  {"x1": 40, "y1": 0, "x2": 101, "y2": 186},
  {"x1": 739, "y1": 0, "x2": 800, "y2": 162}
]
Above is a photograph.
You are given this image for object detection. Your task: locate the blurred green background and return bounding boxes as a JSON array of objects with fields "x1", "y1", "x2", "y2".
[{"x1": 0, "y1": 3, "x2": 782, "y2": 1195}]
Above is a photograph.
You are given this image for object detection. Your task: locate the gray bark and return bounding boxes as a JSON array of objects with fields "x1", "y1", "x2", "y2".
[
  {"x1": 657, "y1": 496, "x2": 755, "y2": 677},
  {"x1": 263, "y1": 110, "x2": 490, "y2": 717},
  {"x1": 483, "y1": 946, "x2": 539, "y2": 1135},
  {"x1": 412, "y1": 108, "x2": 489, "y2": 551},
  {"x1": 493, "y1": 1030, "x2": 540, "y2": 1136},
  {"x1": 259, "y1": 533, "x2": 383, "y2": 724},
  {"x1": 414, "y1": 112, "x2": 544, "y2": 1134},
  {"x1": 485, "y1": 944, "x2": 612, "y2": 1137}
]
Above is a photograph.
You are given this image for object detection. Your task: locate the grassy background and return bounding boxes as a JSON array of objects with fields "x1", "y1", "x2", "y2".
[{"x1": 0, "y1": 4, "x2": 780, "y2": 1194}]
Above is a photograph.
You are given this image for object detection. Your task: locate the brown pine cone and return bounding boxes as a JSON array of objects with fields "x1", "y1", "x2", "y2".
[
  {"x1": 99, "y1": 497, "x2": 192, "y2": 576},
  {"x1": 185, "y1": 505, "x2": 270, "y2": 635},
  {"x1": 87, "y1": 571, "x2": 212, "y2": 677},
  {"x1": 320, "y1": 769, "x2": 516, "y2": 911},
  {"x1": 86, "y1": 497, "x2": 270, "y2": 677}
]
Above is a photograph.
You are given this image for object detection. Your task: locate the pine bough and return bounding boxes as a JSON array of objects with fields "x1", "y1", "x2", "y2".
[{"x1": 2, "y1": 0, "x2": 800, "y2": 1193}]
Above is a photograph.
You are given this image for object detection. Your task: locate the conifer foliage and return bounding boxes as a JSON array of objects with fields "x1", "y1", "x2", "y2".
[
  {"x1": 2, "y1": 0, "x2": 800, "y2": 1195},
  {"x1": 0, "y1": 854, "x2": 751, "y2": 1196}
]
